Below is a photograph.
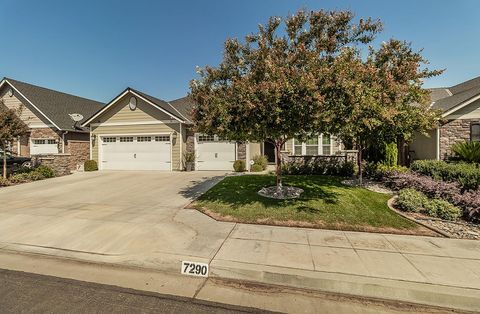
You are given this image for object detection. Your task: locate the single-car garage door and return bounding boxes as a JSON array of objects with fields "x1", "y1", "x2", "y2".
[
  {"x1": 101, "y1": 135, "x2": 171, "y2": 170},
  {"x1": 196, "y1": 134, "x2": 236, "y2": 170}
]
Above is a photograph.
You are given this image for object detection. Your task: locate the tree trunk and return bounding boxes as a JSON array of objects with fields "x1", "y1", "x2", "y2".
[
  {"x1": 357, "y1": 143, "x2": 363, "y2": 185},
  {"x1": 274, "y1": 141, "x2": 283, "y2": 188},
  {"x1": 397, "y1": 137, "x2": 407, "y2": 166}
]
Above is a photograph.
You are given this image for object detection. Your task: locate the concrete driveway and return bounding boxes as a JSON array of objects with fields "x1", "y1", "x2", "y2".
[{"x1": 0, "y1": 171, "x2": 235, "y2": 269}]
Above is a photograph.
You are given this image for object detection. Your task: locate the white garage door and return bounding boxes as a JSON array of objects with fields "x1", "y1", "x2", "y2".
[
  {"x1": 196, "y1": 134, "x2": 236, "y2": 171},
  {"x1": 101, "y1": 135, "x2": 171, "y2": 171}
]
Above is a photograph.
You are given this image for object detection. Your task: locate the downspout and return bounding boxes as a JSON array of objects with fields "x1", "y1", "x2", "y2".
[{"x1": 62, "y1": 131, "x2": 68, "y2": 154}]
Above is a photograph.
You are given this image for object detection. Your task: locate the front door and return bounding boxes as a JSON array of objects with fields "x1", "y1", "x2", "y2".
[{"x1": 263, "y1": 141, "x2": 276, "y2": 163}]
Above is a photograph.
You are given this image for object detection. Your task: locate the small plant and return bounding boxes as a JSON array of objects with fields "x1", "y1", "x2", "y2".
[
  {"x1": 385, "y1": 142, "x2": 398, "y2": 167},
  {"x1": 9, "y1": 173, "x2": 31, "y2": 184},
  {"x1": 424, "y1": 199, "x2": 461, "y2": 221},
  {"x1": 34, "y1": 165, "x2": 55, "y2": 178},
  {"x1": 233, "y1": 160, "x2": 246, "y2": 172},
  {"x1": 84, "y1": 160, "x2": 98, "y2": 172},
  {"x1": 397, "y1": 188, "x2": 427, "y2": 212},
  {"x1": 250, "y1": 164, "x2": 263, "y2": 172},
  {"x1": 451, "y1": 141, "x2": 480, "y2": 163},
  {"x1": 0, "y1": 177, "x2": 11, "y2": 186},
  {"x1": 252, "y1": 155, "x2": 268, "y2": 170}
]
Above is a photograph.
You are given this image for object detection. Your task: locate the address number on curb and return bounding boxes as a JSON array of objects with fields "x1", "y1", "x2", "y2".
[{"x1": 181, "y1": 261, "x2": 209, "y2": 277}]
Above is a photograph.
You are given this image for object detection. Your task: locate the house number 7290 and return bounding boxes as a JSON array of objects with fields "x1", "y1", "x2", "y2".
[{"x1": 181, "y1": 261, "x2": 209, "y2": 277}]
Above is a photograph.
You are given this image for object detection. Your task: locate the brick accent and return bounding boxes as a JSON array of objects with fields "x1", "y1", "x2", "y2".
[
  {"x1": 439, "y1": 119, "x2": 476, "y2": 159},
  {"x1": 237, "y1": 142, "x2": 247, "y2": 161},
  {"x1": 66, "y1": 141, "x2": 89, "y2": 170},
  {"x1": 33, "y1": 154, "x2": 72, "y2": 176}
]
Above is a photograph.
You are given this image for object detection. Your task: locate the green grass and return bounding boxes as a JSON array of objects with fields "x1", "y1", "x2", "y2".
[{"x1": 194, "y1": 175, "x2": 419, "y2": 232}]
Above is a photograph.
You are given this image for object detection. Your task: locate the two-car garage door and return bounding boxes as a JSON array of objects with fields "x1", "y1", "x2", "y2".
[{"x1": 101, "y1": 135, "x2": 171, "y2": 170}]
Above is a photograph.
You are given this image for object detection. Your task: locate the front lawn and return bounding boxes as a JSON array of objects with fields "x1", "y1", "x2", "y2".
[{"x1": 192, "y1": 175, "x2": 434, "y2": 234}]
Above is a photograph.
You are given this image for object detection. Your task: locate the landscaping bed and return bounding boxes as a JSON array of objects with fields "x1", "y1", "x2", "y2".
[
  {"x1": 191, "y1": 174, "x2": 437, "y2": 236},
  {"x1": 0, "y1": 165, "x2": 56, "y2": 187}
]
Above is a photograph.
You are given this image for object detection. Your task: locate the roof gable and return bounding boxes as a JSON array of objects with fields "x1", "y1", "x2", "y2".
[
  {"x1": 1, "y1": 78, "x2": 104, "y2": 131},
  {"x1": 81, "y1": 88, "x2": 185, "y2": 127}
]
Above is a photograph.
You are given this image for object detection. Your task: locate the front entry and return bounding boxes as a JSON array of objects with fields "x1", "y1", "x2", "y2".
[{"x1": 263, "y1": 141, "x2": 276, "y2": 163}]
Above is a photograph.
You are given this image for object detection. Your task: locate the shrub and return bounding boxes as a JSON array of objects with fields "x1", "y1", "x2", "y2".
[
  {"x1": 397, "y1": 189, "x2": 427, "y2": 212},
  {"x1": 0, "y1": 177, "x2": 11, "y2": 186},
  {"x1": 281, "y1": 156, "x2": 355, "y2": 177},
  {"x1": 34, "y1": 165, "x2": 55, "y2": 178},
  {"x1": 14, "y1": 166, "x2": 34, "y2": 174},
  {"x1": 233, "y1": 160, "x2": 246, "y2": 172},
  {"x1": 250, "y1": 164, "x2": 263, "y2": 172},
  {"x1": 84, "y1": 160, "x2": 98, "y2": 172},
  {"x1": 424, "y1": 199, "x2": 461, "y2": 221},
  {"x1": 451, "y1": 141, "x2": 480, "y2": 163},
  {"x1": 384, "y1": 172, "x2": 480, "y2": 222},
  {"x1": 365, "y1": 162, "x2": 408, "y2": 181},
  {"x1": 9, "y1": 173, "x2": 31, "y2": 184},
  {"x1": 252, "y1": 155, "x2": 268, "y2": 170},
  {"x1": 410, "y1": 160, "x2": 480, "y2": 191},
  {"x1": 385, "y1": 142, "x2": 398, "y2": 167}
]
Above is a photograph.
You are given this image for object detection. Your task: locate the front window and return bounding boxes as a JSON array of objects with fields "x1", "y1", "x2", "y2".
[
  {"x1": 293, "y1": 134, "x2": 334, "y2": 156},
  {"x1": 472, "y1": 123, "x2": 480, "y2": 142}
]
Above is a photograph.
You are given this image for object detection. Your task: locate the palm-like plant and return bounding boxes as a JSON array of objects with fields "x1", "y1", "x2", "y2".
[{"x1": 451, "y1": 141, "x2": 480, "y2": 163}]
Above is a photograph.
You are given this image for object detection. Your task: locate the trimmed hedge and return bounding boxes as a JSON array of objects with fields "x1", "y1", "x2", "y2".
[
  {"x1": 84, "y1": 160, "x2": 98, "y2": 172},
  {"x1": 397, "y1": 188, "x2": 461, "y2": 221},
  {"x1": 397, "y1": 189, "x2": 426, "y2": 212},
  {"x1": 250, "y1": 164, "x2": 264, "y2": 172},
  {"x1": 282, "y1": 158, "x2": 355, "y2": 177},
  {"x1": 233, "y1": 160, "x2": 246, "y2": 172},
  {"x1": 410, "y1": 160, "x2": 480, "y2": 191}
]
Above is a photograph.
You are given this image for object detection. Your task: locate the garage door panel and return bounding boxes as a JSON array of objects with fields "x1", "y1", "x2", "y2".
[
  {"x1": 196, "y1": 139, "x2": 236, "y2": 171},
  {"x1": 101, "y1": 135, "x2": 171, "y2": 171}
]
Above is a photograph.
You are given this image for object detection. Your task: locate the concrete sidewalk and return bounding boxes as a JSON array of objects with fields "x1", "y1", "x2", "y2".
[{"x1": 1, "y1": 218, "x2": 479, "y2": 311}]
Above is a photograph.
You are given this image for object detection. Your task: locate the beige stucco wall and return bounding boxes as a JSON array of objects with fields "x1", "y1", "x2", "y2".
[
  {"x1": 409, "y1": 130, "x2": 437, "y2": 160},
  {"x1": 90, "y1": 93, "x2": 184, "y2": 170},
  {"x1": 248, "y1": 142, "x2": 262, "y2": 160}
]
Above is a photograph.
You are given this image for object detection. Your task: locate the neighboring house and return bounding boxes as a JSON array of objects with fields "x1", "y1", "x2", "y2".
[
  {"x1": 410, "y1": 76, "x2": 480, "y2": 160},
  {"x1": 0, "y1": 78, "x2": 104, "y2": 170},
  {"x1": 81, "y1": 88, "x2": 343, "y2": 171}
]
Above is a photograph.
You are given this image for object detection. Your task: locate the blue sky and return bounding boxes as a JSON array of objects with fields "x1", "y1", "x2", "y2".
[{"x1": 0, "y1": 0, "x2": 478, "y2": 103}]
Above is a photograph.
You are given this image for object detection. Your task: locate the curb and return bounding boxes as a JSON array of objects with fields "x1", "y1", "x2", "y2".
[
  {"x1": 387, "y1": 196, "x2": 451, "y2": 238},
  {"x1": 210, "y1": 259, "x2": 480, "y2": 312}
]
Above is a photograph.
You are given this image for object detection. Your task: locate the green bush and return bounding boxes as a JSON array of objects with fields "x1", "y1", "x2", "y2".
[
  {"x1": 424, "y1": 199, "x2": 461, "y2": 221},
  {"x1": 233, "y1": 160, "x2": 246, "y2": 172},
  {"x1": 451, "y1": 141, "x2": 480, "y2": 163},
  {"x1": 410, "y1": 160, "x2": 480, "y2": 190},
  {"x1": 281, "y1": 157, "x2": 355, "y2": 177},
  {"x1": 84, "y1": 160, "x2": 98, "y2": 172},
  {"x1": 0, "y1": 177, "x2": 11, "y2": 186},
  {"x1": 368, "y1": 163, "x2": 409, "y2": 181},
  {"x1": 250, "y1": 164, "x2": 263, "y2": 172},
  {"x1": 14, "y1": 166, "x2": 34, "y2": 174},
  {"x1": 385, "y1": 142, "x2": 398, "y2": 167},
  {"x1": 252, "y1": 155, "x2": 268, "y2": 170},
  {"x1": 397, "y1": 188, "x2": 427, "y2": 212},
  {"x1": 34, "y1": 165, "x2": 55, "y2": 178},
  {"x1": 9, "y1": 173, "x2": 31, "y2": 184}
]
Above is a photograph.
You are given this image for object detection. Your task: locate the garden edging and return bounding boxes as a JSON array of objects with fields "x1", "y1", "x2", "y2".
[{"x1": 387, "y1": 196, "x2": 450, "y2": 238}]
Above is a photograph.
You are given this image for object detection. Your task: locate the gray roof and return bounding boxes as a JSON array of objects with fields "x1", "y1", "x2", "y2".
[
  {"x1": 430, "y1": 76, "x2": 480, "y2": 114},
  {"x1": 5, "y1": 78, "x2": 104, "y2": 131},
  {"x1": 169, "y1": 96, "x2": 194, "y2": 124}
]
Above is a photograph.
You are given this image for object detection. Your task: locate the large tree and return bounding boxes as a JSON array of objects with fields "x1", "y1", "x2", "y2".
[
  {"x1": 322, "y1": 40, "x2": 442, "y2": 183},
  {"x1": 190, "y1": 10, "x2": 382, "y2": 188},
  {"x1": 0, "y1": 101, "x2": 29, "y2": 178}
]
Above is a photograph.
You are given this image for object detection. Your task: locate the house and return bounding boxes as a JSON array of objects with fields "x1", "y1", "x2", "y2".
[
  {"x1": 0, "y1": 78, "x2": 104, "y2": 171},
  {"x1": 81, "y1": 88, "x2": 344, "y2": 171},
  {"x1": 410, "y1": 76, "x2": 480, "y2": 160}
]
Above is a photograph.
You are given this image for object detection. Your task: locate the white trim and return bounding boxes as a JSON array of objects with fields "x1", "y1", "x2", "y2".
[
  {"x1": 170, "y1": 132, "x2": 173, "y2": 171},
  {"x1": 90, "y1": 120, "x2": 177, "y2": 127},
  {"x1": 0, "y1": 79, "x2": 61, "y2": 130},
  {"x1": 179, "y1": 123, "x2": 183, "y2": 170},
  {"x1": 246, "y1": 141, "x2": 250, "y2": 171},
  {"x1": 442, "y1": 94, "x2": 480, "y2": 117},
  {"x1": 28, "y1": 123, "x2": 55, "y2": 128},
  {"x1": 194, "y1": 134, "x2": 198, "y2": 171},
  {"x1": 89, "y1": 126, "x2": 92, "y2": 160},
  {"x1": 61, "y1": 132, "x2": 66, "y2": 154},
  {"x1": 436, "y1": 127, "x2": 440, "y2": 160},
  {"x1": 81, "y1": 89, "x2": 184, "y2": 127},
  {"x1": 17, "y1": 136, "x2": 21, "y2": 155}
]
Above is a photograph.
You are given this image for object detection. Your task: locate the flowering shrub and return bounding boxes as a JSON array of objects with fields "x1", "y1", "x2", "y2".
[
  {"x1": 385, "y1": 172, "x2": 480, "y2": 222},
  {"x1": 410, "y1": 160, "x2": 480, "y2": 191}
]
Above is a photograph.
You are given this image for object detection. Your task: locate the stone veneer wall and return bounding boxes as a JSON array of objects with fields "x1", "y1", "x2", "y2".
[
  {"x1": 237, "y1": 142, "x2": 247, "y2": 161},
  {"x1": 33, "y1": 154, "x2": 72, "y2": 176},
  {"x1": 66, "y1": 141, "x2": 89, "y2": 171},
  {"x1": 439, "y1": 119, "x2": 477, "y2": 159}
]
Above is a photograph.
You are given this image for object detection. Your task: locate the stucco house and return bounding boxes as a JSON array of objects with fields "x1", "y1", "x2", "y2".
[
  {"x1": 410, "y1": 76, "x2": 480, "y2": 160},
  {"x1": 0, "y1": 78, "x2": 104, "y2": 171},
  {"x1": 81, "y1": 88, "x2": 344, "y2": 171}
]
